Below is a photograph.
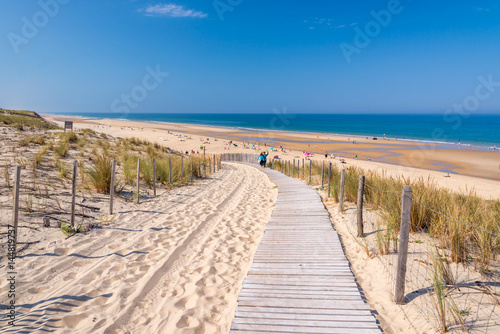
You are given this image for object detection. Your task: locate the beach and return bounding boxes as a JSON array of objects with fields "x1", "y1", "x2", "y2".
[
  {"x1": 1, "y1": 113, "x2": 499, "y2": 333},
  {"x1": 43, "y1": 114, "x2": 500, "y2": 200}
]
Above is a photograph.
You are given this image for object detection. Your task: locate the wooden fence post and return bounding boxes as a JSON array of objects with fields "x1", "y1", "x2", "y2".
[
  {"x1": 339, "y1": 169, "x2": 345, "y2": 212},
  {"x1": 190, "y1": 157, "x2": 193, "y2": 183},
  {"x1": 327, "y1": 163, "x2": 332, "y2": 197},
  {"x1": 292, "y1": 160, "x2": 295, "y2": 178},
  {"x1": 12, "y1": 166, "x2": 21, "y2": 251},
  {"x1": 204, "y1": 157, "x2": 207, "y2": 178},
  {"x1": 302, "y1": 159, "x2": 305, "y2": 179},
  {"x1": 136, "y1": 159, "x2": 140, "y2": 204},
  {"x1": 169, "y1": 157, "x2": 172, "y2": 185},
  {"x1": 71, "y1": 160, "x2": 77, "y2": 227},
  {"x1": 153, "y1": 158, "x2": 157, "y2": 197},
  {"x1": 309, "y1": 160, "x2": 312, "y2": 184},
  {"x1": 110, "y1": 159, "x2": 116, "y2": 214},
  {"x1": 321, "y1": 160, "x2": 325, "y2": 188},
  {"x1": 180, "y1": 156, "x2": 184, "y2": 184},
  {"x1": 395, "y1": 185, "x2": 413, "y2": 304},
  {"x1": 357, "y1": 175, "x2": 365, "y2": 237}
]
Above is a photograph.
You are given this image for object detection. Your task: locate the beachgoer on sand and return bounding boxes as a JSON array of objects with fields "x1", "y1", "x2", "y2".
[{"x1": 258, "y1": 151, "x2": 268, "y2": 168}]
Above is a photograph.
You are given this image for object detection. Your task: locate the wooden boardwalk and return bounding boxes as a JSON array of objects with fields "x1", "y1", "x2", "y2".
[{"x1": 230, "y1": 166, "x2": 381, "y2": 333}]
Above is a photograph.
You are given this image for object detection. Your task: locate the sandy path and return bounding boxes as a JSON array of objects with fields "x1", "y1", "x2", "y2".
[{"x1": 0, "y1": 163, "x2": 277, "y2": 334}]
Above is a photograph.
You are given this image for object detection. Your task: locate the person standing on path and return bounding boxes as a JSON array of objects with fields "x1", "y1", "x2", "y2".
[{"x1": 258, "y1": 151, "x2": 268, "y2": 168}]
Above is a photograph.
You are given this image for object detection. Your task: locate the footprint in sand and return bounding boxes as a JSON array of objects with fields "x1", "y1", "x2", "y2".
[
  {"x1": 134, "y1": 254, "x2": 146, "y2": 262},
  {"x1": 202, "y1": 286, "x2": 219, "y2": 297},
  {"x1": 80, "y1": 272, "x2": 99, "y2": 284},
  {"x1": 146, "y1": 252, "x2": 162, "y2": 260},
  {"x1": 176, "y1": 315, "x2": 199, "y2": 329},
  {"x1": 213, "y1": 263, "x2": 228, "y2": 275},
  {"x1": 124, "y1": 276, "x2": 141, "y2": 284},
  {"x1": 175, "y1": 294, "x2": 198, "y2": 310},
  {"x1": 194, "y1": 265, "x2": 210, "y2": 274},
  {"x1": 72, "y1": 260, "x2": 87, "y2": 268},
  {"x1": 101, "y1": 275, "x2": 121, "y2": 287},
  {"x1": 58, "y1": 314, "x2": 88, "y2": 329},
  {"x1": 28, "y1": 286, "x2": 50, "y2": 294},
  {"x1": 196, "y1": 275, "x2": 223, "y2": 287},
  {"x1": 63, "y1": 272, "x2": 77, "y2": 281},
  {"x1": 53, "y1": 247, "x2": 70, "y2": 256},
  {"x1": 229, "y1": 245, "x2": 244, "y2": 253},
  {"x1": 109, "y1": 264, "x2": 126, "y2": 271}
]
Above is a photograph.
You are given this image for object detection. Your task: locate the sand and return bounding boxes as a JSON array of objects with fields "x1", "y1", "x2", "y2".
[
  {"x1": 0, "y1": 158, "x2": 277, "y2": 333},
  {"x1": 43, "y1": 115, "x2": 500, "y2": 200}
]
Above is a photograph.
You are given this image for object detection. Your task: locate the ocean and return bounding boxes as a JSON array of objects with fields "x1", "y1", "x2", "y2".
[{"x1": 48, "y1": 113, "x2": 500, "y2": 148}]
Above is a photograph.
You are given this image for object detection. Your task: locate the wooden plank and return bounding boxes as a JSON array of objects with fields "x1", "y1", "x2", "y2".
[
  {"x1": 235, "y1": 306, "x2": 373, "y2": 317},
  {"x1": 230, "y1": 324, "x2": 381, "y2": 333},
  {"x1": 232, "y1": 318, "x2": 379, "y2": 329},
  {"x1": 235, "y1": 311, "x2": 376, "y2": 321},
  {"x1": 236, "y1": 298, "x2": 371, "y2": 310},
  {"x1": 250, "y1": 263, "x2": 349, "y2": 268},
  {"x1": 242, "y1": 276, "x2": 356, "y2": 284},
  {"x1": 230, "y1": 330, "x2": 380, "y2": 334},
  {"x1": 241, "y1": 284, "x2": 360, "y2": 291},
  {"x1": 238, "y1": 291, "x2": 363, "y2": 299}
]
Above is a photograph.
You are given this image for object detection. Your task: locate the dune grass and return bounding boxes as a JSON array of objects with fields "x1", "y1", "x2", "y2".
[
  {"x1": 0, "y1": 108, "x2": 60, "y2": 130},
  {"x1": 271, "y1": 158, "x2": 500, "y2": 270},
  {"x1": 87, "y1": 155, "x2": 113, "y2": 193}
]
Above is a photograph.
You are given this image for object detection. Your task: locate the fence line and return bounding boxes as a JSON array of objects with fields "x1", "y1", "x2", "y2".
[{"x1": 3, "y1": 153, "x2": 221, "y2": 261}]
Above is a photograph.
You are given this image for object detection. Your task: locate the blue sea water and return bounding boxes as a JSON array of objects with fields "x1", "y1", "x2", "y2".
[{"x1": 47, "y1": 112, "x2": 500, "y2": 148}]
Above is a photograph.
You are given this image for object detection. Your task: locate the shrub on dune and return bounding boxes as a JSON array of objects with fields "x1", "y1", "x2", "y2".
[{"x1": 87, "y1": 155, "x2": 113, "y2": 193}]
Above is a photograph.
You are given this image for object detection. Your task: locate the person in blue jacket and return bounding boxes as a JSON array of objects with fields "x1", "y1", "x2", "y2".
[{"x1": 258, "y1": 151, "x2": 268, "y2": 168}]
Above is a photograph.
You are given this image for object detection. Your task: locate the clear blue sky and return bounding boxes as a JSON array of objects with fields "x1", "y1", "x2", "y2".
[{"x1": 1, "y1": 0, "x2": 499, "y2": 114}]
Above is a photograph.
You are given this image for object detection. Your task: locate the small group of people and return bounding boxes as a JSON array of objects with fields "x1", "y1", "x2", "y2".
[{"x1": 258, "y1": 151, "x2": 269, "y2": 168}]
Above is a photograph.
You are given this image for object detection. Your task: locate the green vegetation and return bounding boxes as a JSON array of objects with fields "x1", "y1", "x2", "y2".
[
  {"x1": 56, "y1": 159, "x2": 70, "y2": 178},
  {"x1": 1, "y1": 123, "x2": 213, "y2": 239},
  {"x1": 35, "y1": 146, "x2": 48, "y2": 165},
  {"x1": 55, "y1": 141, "x2": 69, "y2": 158},
  {"x1": 0, "y1": 108, "x2": 60, "y2": 130},
  {"x1": 87, "y1": 155, "x2": 113, "y2": 193},
  {"x1": 59, "y1": 131, "x2": 78, "y2": 143},
  {"x1": 61, "y1": 223, "x2": 85, "y2": 236}
]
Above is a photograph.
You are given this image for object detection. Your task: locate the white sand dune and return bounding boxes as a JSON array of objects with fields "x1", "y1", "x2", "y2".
[{"x1": 0, "y1": 163, "x2": 277, "y2": 333}]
